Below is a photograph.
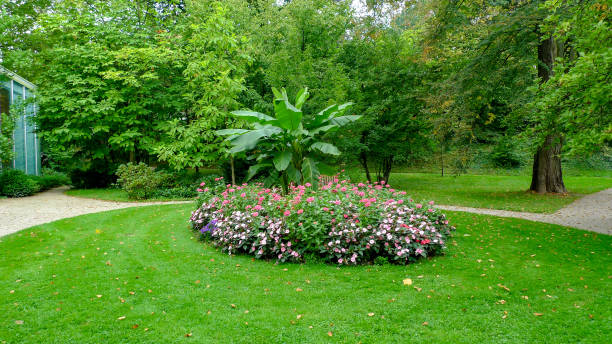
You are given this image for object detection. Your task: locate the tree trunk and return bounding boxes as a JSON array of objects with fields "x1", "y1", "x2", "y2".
[
  {"x1": 359, "y1": 151, "x2": 372, "y2": 183},
  {"x1": 230, "y1": 156, "x2": 236, "y2": 185},
  {"x1": 529, "y1": 135, "x2": 567, "y2": 193},
  {"x1": 381, "y1": 156, "x2": 393, "y2": 184},
  {"x1": 528, "y1": 34, "x2": 567, "y2": 193}
]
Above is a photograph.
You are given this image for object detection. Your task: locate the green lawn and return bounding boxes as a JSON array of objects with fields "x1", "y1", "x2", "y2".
[
  {"x1": 64, "y1": 188, "x2": 193, "y2": 203},
  {"x1": 388, "y1": 173, "x2": 612, "y2": 213},
  {"x1": 1, "y1": 205, "x2": 610, "y2": 343}
]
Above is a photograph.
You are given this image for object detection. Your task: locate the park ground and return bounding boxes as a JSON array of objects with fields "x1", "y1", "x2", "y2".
[{"x1": 1, "y1": 173, "x2": 611, "y2": 343}]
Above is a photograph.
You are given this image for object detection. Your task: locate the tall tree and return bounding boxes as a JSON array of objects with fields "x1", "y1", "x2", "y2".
[{"x1": 425, "y1": 0, "x2": 610, "y2": 193}]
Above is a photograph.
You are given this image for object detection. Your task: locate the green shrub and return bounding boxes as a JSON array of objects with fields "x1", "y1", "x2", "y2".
[
  {"x1": 34, "y1": 170, "x2": 71, "y2": 191},
  {"x1": 0, "y1": 169, "x2": 40, "y2": 197},
  {"x1": 116, "y1": 162, "x2": 167, "y2": 199}
]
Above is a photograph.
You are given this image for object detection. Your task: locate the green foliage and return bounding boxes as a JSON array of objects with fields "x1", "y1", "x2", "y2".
[
  {"x1": 218, "y1": 87, "x2": 360, "y2": 191},
  {"x1": 115, "y1": 162, "x2": 167, "y2": 200},
  {"x1": 33, "y1": 170, "x2": 70, "y2": 191},
  {"x1": 153, "y1": 1, "x2": 250, "y2": 170},
  {"x1": 489, "y1": 136, "x2": 522, "y2": 169},
  {"x1": 0, "y1": 169, "x2": 40, "y2": 197}
]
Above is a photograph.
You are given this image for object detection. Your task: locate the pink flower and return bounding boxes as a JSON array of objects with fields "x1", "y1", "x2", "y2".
[
  {"x1": 340, "y1": 187, "x2": 347, "y2": 192},
  {"x1": 200, "y1": 182, "x2": 206, "y2": 186},
  {"x1": 197, "y1": 188, "x2": 203, "y2": 192},
  {"x1": 240, "y1": 193, "x2": 246, "y2": 198},
  {"x1": 322, "y1": 207, "x2": 329, "y2": 212},
  {"x1": 305, "y1": 182, "x2": 312, "y2": 187},
  {"x1": 252, "y1": 212, "x2": 259, "y2": 217},
  {"x1": 297, "y1": 209, "x2": 304, "y2": 214},
  {"x1": 283, "y1": 210, "x2": 291, "y2": 216},
  {"x1": 428, "y1": 201, "x2": 435, "y2": 205},
  {"x1": 338, "y1": 258, "x2": 343, "y2": 264},
  {"x1": 254, "y1": 205, "x2": 262, "y2": 210},
  {"x1": 416, "y1": 203, "x2": 423, "y2": 209}
]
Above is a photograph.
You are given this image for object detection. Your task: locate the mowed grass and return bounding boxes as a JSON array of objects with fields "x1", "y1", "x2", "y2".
[
  {"x1": 388, "y1": 173, "x2": 612, "y2": 213},
  {"x1": 65, "y1": 188, "x2": 193, "y2": 202},
  {"x1": 1, "y1": 205, "x2": 610, "y2": 343}
]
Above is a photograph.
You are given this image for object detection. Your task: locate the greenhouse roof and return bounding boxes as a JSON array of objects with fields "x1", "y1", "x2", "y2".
[{"x1": 0, "y1": 65, "x2": 36, "y2": 90}]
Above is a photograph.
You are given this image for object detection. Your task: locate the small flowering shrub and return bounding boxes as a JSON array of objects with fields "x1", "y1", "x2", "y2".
[{"x1": 190, "y1": 176, "x2": 455, "y2": 265}]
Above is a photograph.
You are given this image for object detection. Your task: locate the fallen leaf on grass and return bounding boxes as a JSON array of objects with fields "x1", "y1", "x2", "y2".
[
  {"x1": 296, "y1": 288, "x2": 303, "y2": 292},
  {"x1": 15, "y1": 320, "x2": 24, "y2": 325},
  {"x1": 403, "y1": 278, "x2": 412, "y2": 286},
  {"x1": 185, "y1": 333, "x2": 192, "y2": 337},
  {"x1": 422, "y1": 322, "x2": 428, "y2": 326},
  {"x1": 367, "y1": 313, "x2": 374, "y2": 317},
  {"x1": 328, "y1": 332, "x2": 333, "y2": 337},
  {"x1": 132, "y1": 324, "x2": 139, "y2": 329},
  {"x1": 533, "y1": 313, "x2": 543, "y2": 317},
  {"x1": 117, "y1": 316, "x2": 126, "y2": 320}
]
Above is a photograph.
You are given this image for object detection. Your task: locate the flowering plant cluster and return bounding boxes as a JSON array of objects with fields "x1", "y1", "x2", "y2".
[{"x1": 190, "y1": 176, "x2": 455, "y2": 265}]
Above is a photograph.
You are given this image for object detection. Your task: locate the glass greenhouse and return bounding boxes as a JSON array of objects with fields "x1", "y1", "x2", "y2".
[{"x1": 0, "y1": 66, "x2": 40, "y2": 175}]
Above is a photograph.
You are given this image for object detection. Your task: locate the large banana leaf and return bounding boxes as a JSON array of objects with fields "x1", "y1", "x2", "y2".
[
  {"x1": 227, "y1": 128, "x2": 281, "y2": 153},
  {"x1": 311, "y1": 142, "x2": 340, "y2": 155},
  {"x1": 301, "y1": 157, "x2": 320, "y2": 186},
  {"x1": 231, "y1": 110, "x2": 276, "y2": 124},
  {"x1": 272, "y1": 151, "x2": 293, "y2": 171},
  {"x1": 274, "y1": 99, "x2": 302, "y2": 131}
]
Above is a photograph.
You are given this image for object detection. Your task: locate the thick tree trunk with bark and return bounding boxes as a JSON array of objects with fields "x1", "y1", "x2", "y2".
[
  {"x1": 529, "y1": 35, "x2": 568, "y2": 193},
  {"x1": 529, "y1": 135, "x2": 567, "y2": 193}
]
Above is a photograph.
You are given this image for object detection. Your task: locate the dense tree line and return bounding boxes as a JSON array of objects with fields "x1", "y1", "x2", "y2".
[{"x1": 0, "y1": 0, "x2": 609, "y2": 192}]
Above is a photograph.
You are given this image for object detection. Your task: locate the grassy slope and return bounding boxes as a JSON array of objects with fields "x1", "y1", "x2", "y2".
[
  {"x1": 388, "y1": 173, "x2": 612, "y2": 213},
  {"x1": 64, "y1": 188, "x2": 193, "y2": 202},
  {"x1": 1, "y1": 205, "x2": 610, "y2": 343}
]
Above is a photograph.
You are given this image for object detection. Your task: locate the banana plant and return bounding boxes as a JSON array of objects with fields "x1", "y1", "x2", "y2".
[{"x1": 216, "y1": 87, "x2": 360, "y2": 192}]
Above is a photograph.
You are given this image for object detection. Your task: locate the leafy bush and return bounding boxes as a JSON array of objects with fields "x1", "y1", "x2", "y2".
[
  {"x1": 116, "y1": 162, "x2": 168, "y2": 199},
  {"x1": 190, "y1": 176, "x2": 455, "y2": 265},
  {"x1": 34, "y1": 170, "x2": 71, "y2": 191},
  {"x1": 0, "y1": 169, "x2": 40, "y2": 197}
]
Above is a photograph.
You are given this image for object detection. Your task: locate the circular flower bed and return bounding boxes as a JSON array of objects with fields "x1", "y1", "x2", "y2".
[{"x1": 190, "y1": 176, "x2": 455, "y2": 265}]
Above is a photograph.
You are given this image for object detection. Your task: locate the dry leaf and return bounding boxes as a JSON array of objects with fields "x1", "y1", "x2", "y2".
[
  {"x1": 231, "y1": 304, "x2": 236, "y2": 308},
  {"x1": 328, "y1": 331, "x2": 333, "y2": 337},
  {"x1": 403, "y1": 278, "x2": 413, "y2": 286},
  {"x1": 117, "y1": 316, "x2": 126, "y2": 320},
  {"x1": 367, "y1": 313, "x2": 374, "y2": 317},
  {"x1": 297, "y1": 314, "x2": 303, "y2": 319},
  {"x1": 185, "y1": 333, "x2": 192, "y2": 337},
  {"x1": 96, "y1": 295, "x2": 102, "y2": 298},
  {"x1": 422, "y1": 322, "x2": 428, "y2": 326},
  {"x1": 132, "y1": 324, "x2": 139, "y2": 329},
  {"x1": 15, "y1": 320, "x2": 24, "y2": 325},
  {"x1": 296, "y1": 288, "x2": 303, "y2": 292},
  {"x1": 533, "y1": 313, "x2": 543, "y2": 317}
]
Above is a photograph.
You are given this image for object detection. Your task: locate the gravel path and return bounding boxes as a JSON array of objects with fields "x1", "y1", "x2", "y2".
[
  {"x1": 437, "y1": 188, "x2": 612, "y2": 235},
  {"x1": 1, "y1": 186, "x2": 610, "y2": 237},
  {"x1": 0, "y1": 186, "x2": 190, "y2": 237}
]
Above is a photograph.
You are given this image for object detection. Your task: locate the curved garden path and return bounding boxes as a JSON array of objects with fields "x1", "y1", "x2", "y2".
[
  {"x1": 0, "y1": 186, "x2": 190, "y2": 237},
  {"x1": 1, "y1": 186, "x2": 610, "y2": 238},
  {"x1": 437, "y1": 187, "x2": 612, "y2": 235}
]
